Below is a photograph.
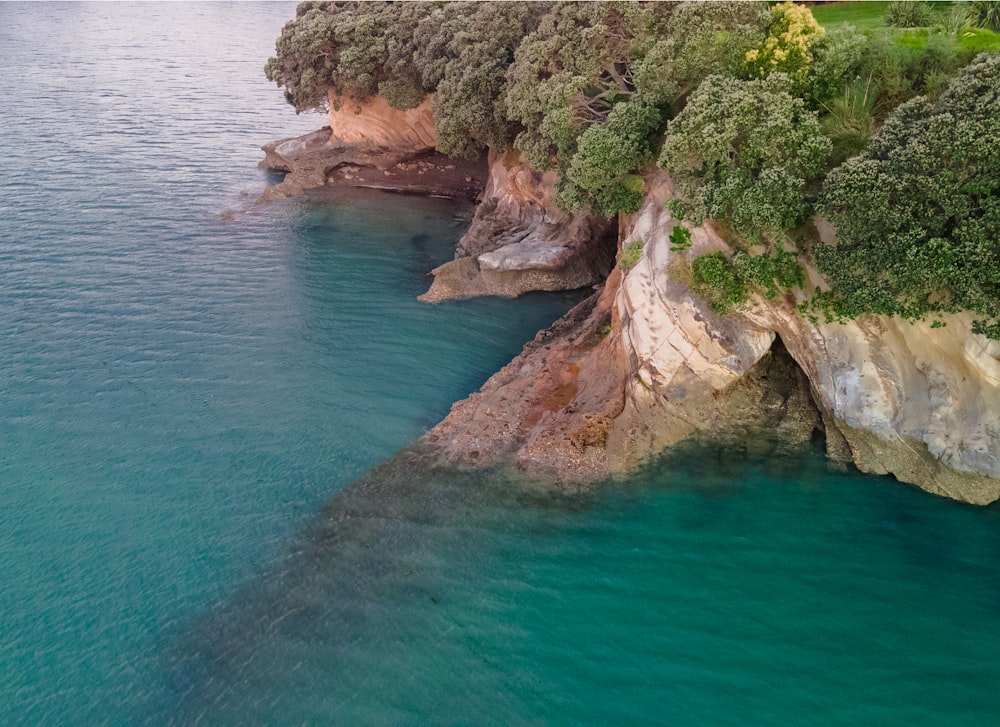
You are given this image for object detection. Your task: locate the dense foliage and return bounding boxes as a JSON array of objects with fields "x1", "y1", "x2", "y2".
[
  {"x1": 744, "y1": 1, "x2": 825, "y2": 88},
  {"x1": 267, "y1": 1, "x2": 1000, "y2": 335},
  {"x1": 692, "y1": 247, "x2": 804, "y2": 315},
  {"x1": 264, "y1": 2, "x2": 548, "y2": 157},
  {"x1": 658, "y1": 74, "x2": 831, "y2": 243},
  {"x1": 815, "y1": 53, "x2": 1000, "y2": 335}
]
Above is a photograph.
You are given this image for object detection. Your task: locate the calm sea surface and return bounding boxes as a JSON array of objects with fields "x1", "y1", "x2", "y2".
[{"x1": 2, "y1": 3, "x2": 999, "y2": 725}]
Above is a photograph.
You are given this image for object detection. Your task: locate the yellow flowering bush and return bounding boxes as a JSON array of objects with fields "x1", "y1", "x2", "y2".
[{"x1": 744, "y1": 2, "x2": 824, "y2": 86}]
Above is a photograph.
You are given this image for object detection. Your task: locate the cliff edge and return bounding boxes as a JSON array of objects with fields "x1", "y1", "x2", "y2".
[
  {"x1": 418, "y1": 151, "x2": 616, "y2": 301},
  {"x1": 261, "y1": 106, "x2": 1000, "y2": 505},
  {"x1": 423, "y1": 174, "x2": 1000, "y2": 505}
]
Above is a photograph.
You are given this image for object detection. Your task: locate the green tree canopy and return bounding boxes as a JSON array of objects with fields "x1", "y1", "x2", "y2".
[
  {"x1": 816, "y1": 53, "x2": 1000, "y2": 336},
  {"x1": 633, "y1": 1, "x2": 770, "y2": 110},
  {"x1": 264, "y1": 2, "x2": 429, "y2": 112},
  {"x1": 264, "y1": 1, "x2": 547, "y2": 157},
  {"x1": 658, "y1": 73, "x2": 831, "y2": 243}
]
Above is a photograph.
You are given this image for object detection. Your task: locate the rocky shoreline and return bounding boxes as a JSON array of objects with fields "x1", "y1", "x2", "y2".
[
  {"x1": 261, "y1": 96, "x2": 1000, "y2": 506},
  {"x1": 260, "y1": 127, "x2": 488, "y2": 202}
]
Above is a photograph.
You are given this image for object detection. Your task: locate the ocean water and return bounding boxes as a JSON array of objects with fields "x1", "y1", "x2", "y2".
[{"x1": 1, "y1": 3, "x2": 999, "y2": 725}]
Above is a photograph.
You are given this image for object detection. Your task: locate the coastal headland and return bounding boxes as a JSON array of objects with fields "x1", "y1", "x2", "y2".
[{"x1": 260, "y1": 2, "x2": 1000, "y2": 504}]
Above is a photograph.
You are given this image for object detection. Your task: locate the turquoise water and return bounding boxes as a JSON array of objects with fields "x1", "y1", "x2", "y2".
[{"x1": 2, "y1": 3, "x2": 999, "y2": 725}]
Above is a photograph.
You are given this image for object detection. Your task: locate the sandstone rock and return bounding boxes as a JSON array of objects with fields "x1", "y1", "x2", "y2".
[
  {"x1": 424, "y1": 171, "x2": 1000, "y2": 504},
  {"x1": 419, "y1": 151, "x2": 616, "y2": 301},
  {"x1": 326, "y1": 94, "x2": 437, "y2": 149},
  {"x1": 259, "y1": 95, "x2": 440, "y2": 200},
  {"x1": 612, "y1": 176, "x2": 1000, "y2": 503}
]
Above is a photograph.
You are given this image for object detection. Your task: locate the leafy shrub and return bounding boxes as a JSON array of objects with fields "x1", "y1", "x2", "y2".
[
  {"x1": 691, "y1": 252, "x2": 747, "y2": 313},
  {"x1": 885, "y1": 1, "x2": 934, "y2": 29},
  {"x1": 820, "y1": 76, "x2": 876, "y2": 164},
  {"x1": 690, "y1": 246, "x2": 804, "y2": 315},
  {"x1": 816, "y1": 53, "x2": 1000, "y2": 336},
  {"x1": 669, "y1": 225, "x2": 692, "y2": 252},
  {"x1": 744, "y1": 1, "x2": 825, "y2": 88},
  {"x1": 560, "y1": 102, "x2": 661, "y2": 217},
  {"x1": 658, "y1": 74, "x2": 831, "y2": 243},
  {"x1": 633, "y1": 1, "x2": 770, "y2": 111},
  {"x1": 969, "y1": 1, "x2": 1000, "y2": 31},
  {"x1": 806, "y1": 24, "x2": 869, "y2": 106}
]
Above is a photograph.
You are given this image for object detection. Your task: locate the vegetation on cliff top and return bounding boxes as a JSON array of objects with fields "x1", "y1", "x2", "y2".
[{"x1": 267, "y1": 1, "x2": 1000, "y2": 337}]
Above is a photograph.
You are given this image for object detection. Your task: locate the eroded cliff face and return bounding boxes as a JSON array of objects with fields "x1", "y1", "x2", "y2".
[
  {"x1": 259, "y1": 94, "x2": 485, "y2": 201},
  {"x1": 326, "y1": 93, "x2": 437, "y2": 148},
  {"x1": 418, "y1": 151, "x2": 616, "y2": 301},
  {"x1": 424, "y1": 175, "x2": 823, "y2": 482},
  {"x1": 425, "y1": 173, "x2": 1000, "y2": 504},
  {"x1": 260, "y1": 96, "x2": 612, "y2": 298}
]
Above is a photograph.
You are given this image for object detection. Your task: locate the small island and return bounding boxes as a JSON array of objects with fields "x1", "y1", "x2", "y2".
[{"x1": 262, "y1": 1, "x2": 1000, "y2": 504}]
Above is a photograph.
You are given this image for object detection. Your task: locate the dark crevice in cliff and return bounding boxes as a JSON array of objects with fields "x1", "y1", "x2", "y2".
[{"x1": 708, "y1": 334, "x2": 826, "y2": 459}]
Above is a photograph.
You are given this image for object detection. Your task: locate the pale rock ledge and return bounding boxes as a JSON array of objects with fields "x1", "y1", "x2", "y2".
[
  {"x1": 259, "y1": 94, "x2": 439, "y2": 200},
  {"x1": 418, "y1": 151, "x2": 616, "y2": 301}
]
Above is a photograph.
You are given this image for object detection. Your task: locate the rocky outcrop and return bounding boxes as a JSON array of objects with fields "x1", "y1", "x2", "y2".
[
  {"x1": 418, "y1": 151, "x2": 616, "y2": 301},
  {"x1": 740, "y1": 290, "x2": 1000, "y2": 505},
  {"x1": 424, "y1": 176, "x2": 824, "y2": 481},
  {"x1": 424, "y1": 173, "x2": 1000, "y2": 504},
  {"x1": 325, "y1": 93, "x2": 437, "y2": 148},
  {"x1": 261, "y1": 95, "x2": 612, "y2": 298},
  {"x1": 260, "y1": 95, "x2": 448, "y2": 200},
  {"x1": 259, "y1": 100, "x2": 1000, "y2": 503}
]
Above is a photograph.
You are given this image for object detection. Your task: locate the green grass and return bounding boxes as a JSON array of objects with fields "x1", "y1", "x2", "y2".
[
  {"x1": 896, "y1": 27, "x2": 930, "y2": 48},
  {"x1": 618, "y1": 240, "x2": 644, "y2": 272},
  {"x1": 812, "y1": 2, "x2": 892, "y2": 32},
  {"x1": 895, "y1": 26, "x2": 1000, "y2": 52},
  {"x1": 957, "y1": 27, "x2": 1000, "y2": 52},
  {"x1": 813, "y1": 3, "x2": 1000, "y2": 53}
]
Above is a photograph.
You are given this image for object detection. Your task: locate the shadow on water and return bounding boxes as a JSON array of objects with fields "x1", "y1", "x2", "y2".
[
  {"x1": 146, "y1": 436, "x2": 1000, "y2": 725},
  {"x1": 154, "y1": 443, "x2": 595, "y2": 724},
  {"x1": 151, "y1": 435, "x2": 834, "y2": 723}
]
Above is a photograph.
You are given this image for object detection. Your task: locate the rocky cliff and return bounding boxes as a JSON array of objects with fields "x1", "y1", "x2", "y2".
[
  {"x1": 260, "y1": 95, "x2": 485, "y2": 201},
  {"x1": 261, "y1": 105, "x2": 1000, "y2": 505},
  {"x1": 424, "y1": 174, "x2": 1000, "y2": 505},
  {"x1": 418, "y1": 151, "x2": 616, "y2": 301}
]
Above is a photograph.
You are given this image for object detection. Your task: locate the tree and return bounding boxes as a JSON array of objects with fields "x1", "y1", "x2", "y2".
[
  {"x1": 264, "y1": 2, "x2": 546, "y2": 158},
  {"x1": 561, "y1": 101, "x2": 661, "y2": 217},
  {"x1": 658, "y1": 73, "x2": 831, "y2": 243},
  {"x1": 743, "y1": 1, "x2": 824, "y2": 90},
  {"x1": 416, "y1": 2, "x2": 549, "y2": 157},
  {"x1": 265, "y1": 2, "x2": 432, "y2": 112},
  {"x1": 816, "y1": 53, "x2": 1000, "y2": 336},
  {"x1": 632, "y1": 1, "x2": 770, "y2": 111},
  {"x1": 504, "y1": 2, "x2": 683, "y2": 216}
]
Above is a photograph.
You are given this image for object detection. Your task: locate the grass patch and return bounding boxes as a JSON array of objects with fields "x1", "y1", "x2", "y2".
[
  {"x1": 957, "y1": 27, "x2": 1000, "y2": 52},
  {"x1": 618, "y1": 240, "x2": 644, "y2": 272},
  {"x1": 812, "y1": 2, "x2": 891, "y2": 32},
  {"x1": 897, "y1": 27, "x2": 930, "y2": 49},
  {"x1": 895, "y1": 25, "x2": 1000, "y2": 53}
]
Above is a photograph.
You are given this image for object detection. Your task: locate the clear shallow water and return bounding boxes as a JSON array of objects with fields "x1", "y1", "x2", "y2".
[{"x1": 1, "y1": 3, "x2": 999, "y2": 725}]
